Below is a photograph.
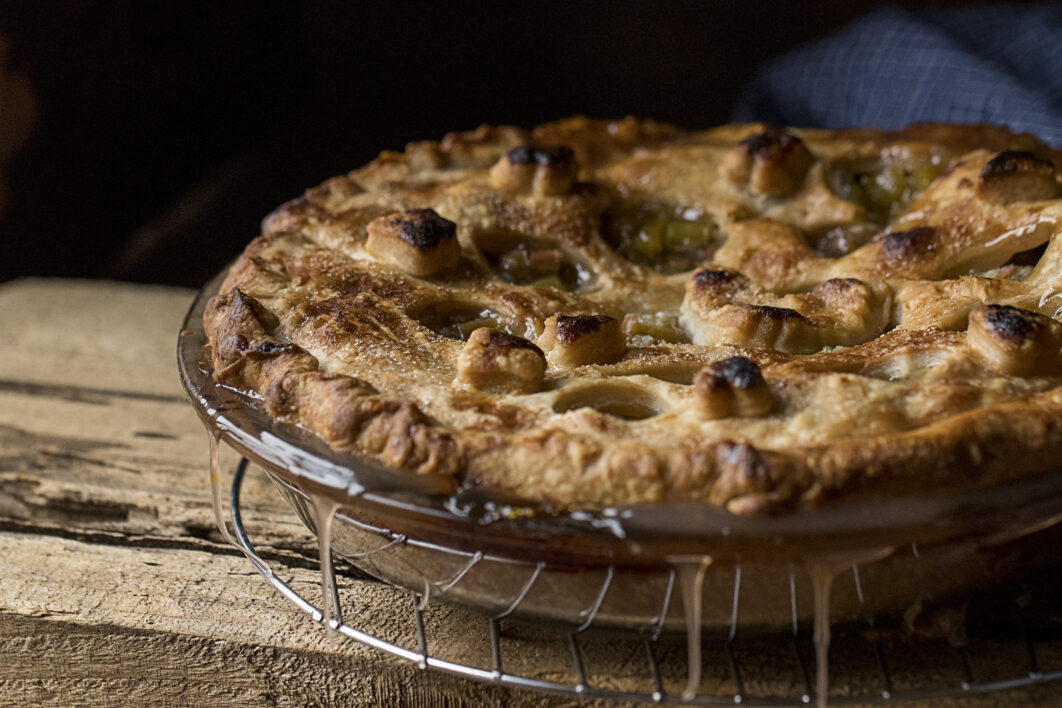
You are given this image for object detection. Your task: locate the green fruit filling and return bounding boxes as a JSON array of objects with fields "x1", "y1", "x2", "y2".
[
  {"x1": 832, "y1": 163, "x2": 943, "y2": 221},
  {"x1": 603, "y1": 206, "x2": 719, "y2": 273}
]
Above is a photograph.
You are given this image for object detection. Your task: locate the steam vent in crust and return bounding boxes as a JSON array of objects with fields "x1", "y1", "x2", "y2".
[{"x1": 205, "y1": 117, "x2": 1062, "y2": 514}]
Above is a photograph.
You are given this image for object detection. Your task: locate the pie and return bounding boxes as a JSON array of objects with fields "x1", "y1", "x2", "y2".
[{"x1": 204, "y1": 117, "x2": 1062, "y2": 515}]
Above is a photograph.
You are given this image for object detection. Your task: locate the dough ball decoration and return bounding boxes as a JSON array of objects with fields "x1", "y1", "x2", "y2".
[
  {"x1": 977, "y1": 150, "x2": 1059, "y2": 205},
  {"x1": 490, "y1": 145, "x2": 578, "y2": 196},
  {"x1": 720, "y1": 127, "x2": 815, "y2": 197},
  {"x1": 537, "y1": 314, "x2": 627, "y2": 368},
  {"x1": 366, "y1": 208, "x2": 460, "y2": 276},
  {"x1": 454, "y1": 328, "x2": 546, "y2": 394},
  {"x1": 695, "y1": 356, "x2": 774, "y2": 420},
  {"x1": 206, "y1": 117, "x2": 1062, "y2": 514}
]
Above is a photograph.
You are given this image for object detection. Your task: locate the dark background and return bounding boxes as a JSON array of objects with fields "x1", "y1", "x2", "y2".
[{"x1": 0, "y1": 1, "x2": 1032, "y2": 288}]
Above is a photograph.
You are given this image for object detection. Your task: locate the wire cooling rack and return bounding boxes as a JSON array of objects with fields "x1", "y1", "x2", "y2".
[{"x1": 223, "y1": 458, "x2": 1062, "y2": 706}]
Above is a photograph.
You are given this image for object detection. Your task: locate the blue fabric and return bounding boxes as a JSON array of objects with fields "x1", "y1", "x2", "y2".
[{"x1": 733, "y1": 4, "x2": 1062, "y2": 147}]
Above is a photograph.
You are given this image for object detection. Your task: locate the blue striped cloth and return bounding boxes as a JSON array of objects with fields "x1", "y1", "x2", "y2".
[{"x1": 733, "y1": 4, "x2": 1062, "y2": 147}]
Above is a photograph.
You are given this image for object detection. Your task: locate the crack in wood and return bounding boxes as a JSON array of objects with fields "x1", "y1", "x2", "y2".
[
  {"x1": 0, "y1": 379, "x2": 186, "y2": 406},
  {"x1": 0, "y1": 518, "x2": 377, "y2": 580},
  {"x1": 38, "y1": 450, "x2": 144, "y2": 476},
  {"x1": 132, "y1": 431, "x2": 179, "y2": 440},
  {"x1": 0, "y1": 422, "x2": 129, "y2": 457}
]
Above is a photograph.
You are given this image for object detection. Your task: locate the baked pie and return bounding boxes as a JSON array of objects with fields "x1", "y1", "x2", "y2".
[{"x1": 204, "y1": 117, "x2": 1062, "y2": 514}]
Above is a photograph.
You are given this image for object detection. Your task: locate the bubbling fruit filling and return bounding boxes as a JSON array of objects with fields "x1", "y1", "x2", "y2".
[
  {"x1": 492, "y1": 243, "x2": 589, "y2": 291},
  {"x1": 602, "y1": 204, "x2": 720, "y2": 273},
  {"x1": 830, "y1": 160, "x2": 943, "y2": 223},
  {"x1": 474, "y1": 231, "x2": 591, "y2": 292}
]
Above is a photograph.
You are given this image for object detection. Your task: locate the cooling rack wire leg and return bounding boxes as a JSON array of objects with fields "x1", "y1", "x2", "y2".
[
  {"x1": 954, "y1": 645, "x2": 975, "y2": 690},
  {"x1": 568, "y1": 633, "x2": 588, "y2": 694},
  {"x1": 489, "y1": 618, "x2": 503, "y2": 679},
  {"x1": 644, "y1": 640, "x2": 665, "y2": 703},
  {"x1": 227, "y1": 458, "x2": 274, "y2": 579},
  {"x1": 412, "y1": 592, "x2": 429, "y2": 669}
]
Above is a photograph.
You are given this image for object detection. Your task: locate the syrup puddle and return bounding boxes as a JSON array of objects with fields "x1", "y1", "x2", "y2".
[
  {"x1": 675, "y1": 556, "x2": 712, "y2": 702},
  {"x1": 807, "y1": 548, "x2": 893, "y2": 708},
  {"x1": 312, "y1": 493, "x2": 343, "y2": 629}
]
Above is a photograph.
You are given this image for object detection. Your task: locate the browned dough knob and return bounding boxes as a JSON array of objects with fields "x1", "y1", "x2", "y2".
[
  {"x1": 453, "y1": 328, "x2": 547, "y2": 394},
  {"x1": 366, "y1": 208, "x2": 461, "y2": 277},
  {"x1": 682, "y1": 268, "x2": 890, "y2": 354},
  {"x1": 536, "y1": 314, "x2": 626, "y2": 367},
  {"x1": 490, "y1": 145, "x2": 577, "y2": 196},
  {"x1": 977, "y1": 150, "x2": 1059, "y2": 205},
  {"x1": 876, "y1": 226, "x2": 938, "y2": 265},
  {"x1": 720, "y1": 128, "x2": 815, "y2": 197},
  {"x1": 967, "y1": 304, "x2": 1062, "y2": 376},
  {"x1": 694, "y1": 356, "x2": 773, "y2": 420}
]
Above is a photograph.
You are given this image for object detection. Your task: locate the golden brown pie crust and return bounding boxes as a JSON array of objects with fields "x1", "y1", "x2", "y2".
[{"x1": 204, "y1": 117, "x2": 1062, "y2": 514}]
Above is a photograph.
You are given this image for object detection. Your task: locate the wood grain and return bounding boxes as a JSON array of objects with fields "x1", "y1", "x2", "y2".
[{"x1": 2, "y1": 278, "x2": 1062, "y2": 707}]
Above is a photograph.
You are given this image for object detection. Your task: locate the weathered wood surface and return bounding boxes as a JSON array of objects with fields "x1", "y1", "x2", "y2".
[{"x1": 1, "y1": 278, "x2": 1062, "y2": 707}]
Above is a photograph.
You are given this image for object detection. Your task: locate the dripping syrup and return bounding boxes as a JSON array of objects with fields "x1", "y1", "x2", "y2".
[{"x1": 675, "y1": 556, "x2": 712, "y2": 702}]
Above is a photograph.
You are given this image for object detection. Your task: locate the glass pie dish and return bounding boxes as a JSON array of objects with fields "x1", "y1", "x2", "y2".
[{"x1": 179, "y1": 269, "x2": 1062, "y2": 636}]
